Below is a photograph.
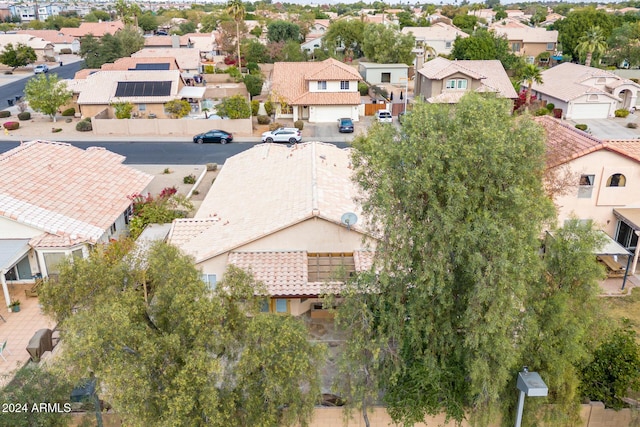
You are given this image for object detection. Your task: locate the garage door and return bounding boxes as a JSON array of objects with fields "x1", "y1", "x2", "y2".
[
  {"x1": 570, "y1": 103, "x2": 611, "y2": 120},
  {"x1": 311, "y1": 106, "x2": 355, "y2": 123}
]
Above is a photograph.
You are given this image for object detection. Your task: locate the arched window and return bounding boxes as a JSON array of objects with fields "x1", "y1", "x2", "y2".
[{"x1": 607, "y1": 173, "x2": 626, "y2": 187}]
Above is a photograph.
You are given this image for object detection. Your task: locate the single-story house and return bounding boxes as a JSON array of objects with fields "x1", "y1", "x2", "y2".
[
  {"x1": 0, "y1": 34, "x2": 54, "y2": 62},
  {"x1": 60, "y1": 21, "x2": 125, "y2": 38},
  {"x1": 0, "y1": 140, "x2": 152, "y2": 308},
  {"x1": 270, "y1": 58, "x2": 362, "y2": 123},
  {"x1": 132, "y1": 48, "x2": 203, "y2": 80},
  {"x1": 168, "y1": 142, "x2": 376, "y2": 316},
  {"x1": 16, "y1": 30, "x2": 80, "y2": 54},
  {"x1": 414, "y1": 57, "x2": 517, "y2": 104},
  {"x1": 358, "y1": 62, "x2": 409, "y2": 85},
  {"x1": 526, "y1": 63, "x2": 640, "y2": 119}
]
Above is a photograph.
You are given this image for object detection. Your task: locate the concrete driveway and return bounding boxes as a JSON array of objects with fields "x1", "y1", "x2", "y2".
[{"x1": 566, "y1": 114, "x2": 640, "y2": 140}]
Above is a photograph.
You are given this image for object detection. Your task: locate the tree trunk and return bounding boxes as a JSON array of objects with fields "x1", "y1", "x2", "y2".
[
  {"x1": 362, "y1": 400, "x2": 370, "y2": 427},
  {"x1": 585, "y1": 52, "x2": 593, "y2": 67},
  {"x1": 526, "y1": 86, "x2": 532, "y2": 108},
  {"x1": 236, "y1": 21, "x2": 241, "y2": 73}
]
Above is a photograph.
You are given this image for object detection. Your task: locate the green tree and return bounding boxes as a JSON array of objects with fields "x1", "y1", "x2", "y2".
[
  {"x1": 78, "y1": 34, "x2": 102, "y2": 68},
  {"x1": 450, "y1": 28, "x2": 521, "y2": 70},
  {"x1": 164, "y1": 99, "x2": 192, "y2": 118},
  {"x1": 216, "y1": 94, "x2": 251, "y2": 118},
  {"x1": 452, "y1": 14, "x2": 478, "y2": 34},
  {"x1": 243, "y1": 73, "x2": 263, "y2": 98},
  {"x1": 606, "y1": 23, "x2": 640, "y2": 68},
  {"x1": 177, "y1": 21, "x2": 197, "y2": 35},
  {"x1": 242, "y1": 38, "x2": 269, "y2": 63},
  {"x1": 521, "y1": 63, "x2": 543, "y2": 107},
  {"x1": 115, "y1": 0, "x2": 141, "y2": 25},
  {"x1": 24, "y1": 74, "x2": 72, "y2": 122},
  {"x1": 576, "y1": 26, "x2": 608, "y2": 67},
  {"x1": 138, "y1": 12, "x2": 158, "y2": 32},
  {"x1": 114, "y1": 25, "x2": 145, "y2": 57},
  {"x1": 0, "y1": 43, "x2": 36, "y2": 71},
  {"x1": 324, "y1": 19, "x2": 365, "y2": 57},
  {"x1": 553, "y1": 8, "x2": 614, "y2": 61},
  {"x1": 84, "y1": 10, "x2": 112, "y2": 23},
  {"x1": 0, "y1": 366, "x2": 74, "y2": 427},
  {"x1": 112, "y1": 100, "x2": 134, "y2": 118},
  {"x1": 199, "y1": 13, "x2": 219, "y2": 33},
  {"x1": 580, "y1": 322, "x2": 640, "y2": 409},
  {"x1": 267, "y1": 20, "x2": 300, "y2": 43},
  {"x1": 39, "y1": 242, "x2": 323, "y2": 427},
  {"x1": 45, "y1": 15, "x2": 81, "y2": 30},
  {"x1": 127, "y1": 188, "x2": 193, "y2": 240},
  {"x1": 343, "y1": 94, "x2": 555, "y2": 425},
  {"x1": 227, "y1": 0, "x2": 246, "y2": 70},
  {"x1": 268, "y1": 40, "x2": 306, "y2": 62},
  {"x1": 361, "y1": 24, "x2": 415, "y2": 65}
]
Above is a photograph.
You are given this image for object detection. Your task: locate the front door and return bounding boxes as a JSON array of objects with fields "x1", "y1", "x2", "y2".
[{"x1": 301, "y1": 106, "x2": 309, "y2": 119}]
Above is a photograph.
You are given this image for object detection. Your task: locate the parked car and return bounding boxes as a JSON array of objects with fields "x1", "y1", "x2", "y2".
[
  {"x1": 34, "y1": 64, "x2": 49, "y2": 74},
  {"x1": 261, "y1": 127, "x2": 302, "y2": 143},
  {"x1": 337, "y1": 118, "x2": 354, "y2": 133},
  {"x1": 375, "y1": 110, "x2": 393, "y2": 123},
  {"x1": 193, "y1": 129, "x2": 233, "y2": 144}
]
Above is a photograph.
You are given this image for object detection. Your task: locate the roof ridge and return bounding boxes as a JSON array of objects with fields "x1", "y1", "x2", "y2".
[{"x1": 0, "y1": 140, "x2": 71, "y2": 162}]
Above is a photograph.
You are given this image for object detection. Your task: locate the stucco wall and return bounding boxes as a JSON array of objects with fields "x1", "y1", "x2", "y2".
[
  {"x1": 0, "y1": 217, "x2": 42, "y2": 239},
  {"x1": 91, "y1": 117, "x2": 253, "y2": 137}
]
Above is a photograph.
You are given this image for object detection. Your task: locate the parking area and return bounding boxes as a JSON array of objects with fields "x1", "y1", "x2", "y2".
[{"x1": 565, "y1": 114, "x2": 640, "y2": 140}]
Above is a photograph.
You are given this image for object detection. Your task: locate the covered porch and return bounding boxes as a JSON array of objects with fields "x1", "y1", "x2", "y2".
[{"x1": 0, "y1": 239, "x2": 34, "y2": 309}]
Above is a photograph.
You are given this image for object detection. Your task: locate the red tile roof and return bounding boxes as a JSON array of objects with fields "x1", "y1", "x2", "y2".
[{"x1": 61, "y1": 21, "x2": 124, "y2": 38}]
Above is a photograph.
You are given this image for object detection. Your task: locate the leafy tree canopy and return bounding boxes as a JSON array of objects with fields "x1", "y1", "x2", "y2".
[
  {"x1": 606, "y1": 22, "x2": 640, "y2": 68},
  {"x1": 450, "y1": 28, "x2": 521, "y2": 70},
  {"x1": 323, "y1": 19, "x2": 365, "y2": 57},
  {"x1": 267, "y1": 20, "x2": 301, "y2": 43},
  {"x1": 361, "y1": 23, "x2": 415, "y2": 65},
  {"x1": 39, "y1": 241, "x2": 324, "y2": 427},
  {"x1": 164, "y1": 99, "x2": 192, "y2": 118},
  {"x1": 0, "y1": 43, "x2": 36, "y2": 70},
  {"x1": 452, "y1": 14, "x2": 478, "y2": 34},
  {"x1": 137, "y1": 12, "x2": 158, "y2": 32},
  {"x1": 243, "y1": 73, "x2": 264, "y2": 98},
  {"x1": 79, "y1": 27, "x2": 144, "y2": 68},
  {"x1": 24, "y1": 73, "x2": 72, "y2": 122},
  {"x1": 216, "y1": 94, "x2": 251, "y2": 118},
  {"x1": 84, "y1": 10, "x2": 112, "y2": 23},
  {"x1": 553, "y1": 7, "x2": 615, "y2": 61},
  {"x1": 242, "y1": 38, "x2": 269, "y2": 63}
]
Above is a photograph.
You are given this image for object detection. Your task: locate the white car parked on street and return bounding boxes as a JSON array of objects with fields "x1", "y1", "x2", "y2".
[
  {"x1": 375, "y1": 110, "x2": 393, "y2": 123},
  {"x1": 261, "y1": 127, "x2": 302, "y2": 143}
]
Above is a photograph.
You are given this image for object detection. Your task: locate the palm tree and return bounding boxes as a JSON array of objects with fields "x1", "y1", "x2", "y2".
[
  {"x1": 577, "y1": 26, "x2": 607, "y2": 67},
  {"x1": 227, "y1": 0, "x2": 245, "y2": 69},
  {"x1": 521, "y1": 63, "x2": 543, "y2": 108}
]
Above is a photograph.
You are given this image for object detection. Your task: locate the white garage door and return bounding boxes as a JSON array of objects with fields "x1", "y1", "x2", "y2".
[
  {"x1": 570, "y1": 103, "x2": 611, "y2": 120},
  {"x1": 311, "y1": 106, "x2": 355, "y2": 123}
]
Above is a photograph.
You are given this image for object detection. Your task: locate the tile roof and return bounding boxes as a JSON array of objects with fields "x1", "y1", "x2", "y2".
[
  {"x1": 531, "y1": 63, "x2": 638, "y2": 102},
  {"x1": 401, "y1": 23, "x2": 469, "y2": 40},
  {"x1": 132, "y1": 48, "x2": 201, "y2": 70},
  {"x1": 418, "y1": 58, "x2": 518, "y2": 99},
  {"x1": 492, "y1": 27, "x2": 558, "y2": 43},
  {"x1": 0, "y1": 141, "x2": 153, "y2": 244},
  {"x1": 536, "y1": 116, "x2": 640, "y2": 168},
  {"x1": 271, "y1": 58, "x2": 362, "y2": 106},
  {"x1": 168, "y1": 142, "x2": 366, "y2": 263},
  {"x1": 228, "y1": 250, "x2": 374, "y2": 296},
  {"x1": 101, "y1": 56, "x2": 181, "y2": 71},
  {"x1": 292, "y1": 91, "x2": 361, "y2": 106},
  {"x1": 61, "y1": 21, "x2": 124, "y2": 38},
  {"x1": 75, "y1": 70, "x2": 181, "y2": 105},
  {"x1": 16, "y1": 30, "x2": 78, "y2": 43},
  {"x1": 0, "y1": 34, "x2": 52, "y2": 50}
]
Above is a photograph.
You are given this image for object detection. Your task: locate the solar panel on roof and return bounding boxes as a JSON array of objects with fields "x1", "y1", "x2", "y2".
[
  {"x1": 114, "y1": 81, "x2": 172, "y2": 97},
  {"x1": 134, "y1": 63, "x2": 171, "y2": 70}
]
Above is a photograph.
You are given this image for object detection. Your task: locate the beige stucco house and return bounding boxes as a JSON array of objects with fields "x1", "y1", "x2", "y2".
[
  {"x1": 0, "y1": 141, "x2": 152, "y2": 309},
  {"x1": 0, "y1": 34, "x2": 54, "y2": 62},
  {"x1": 401, "y1": 23, "x2": 468, "y2": 58},
  {"x1": 414, "y1": 57, "x2": 517, "y2": 103},
  {"x1": 168, "y1": 142, "x2": 376, "y2": 316},
  {"x1": 539, "y1": 116, "x2": 640, "y2": 269},
  {"x1": 492, "y1": 26, "x2": 558, "y2": 63},
  {"x1": 526, "y1": 63, "x2": 640, "y2": 119},
  {"x1": 270, "y1": 58, "x2": 362, "y2": 123}
]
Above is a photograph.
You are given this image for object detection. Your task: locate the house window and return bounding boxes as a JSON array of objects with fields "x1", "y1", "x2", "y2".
[
  {"x1": 139, "y1": 104, "x2": 146, "y2": 111},
  {"x1": 578, "y1": 174, "x2": 595, "y2": 198},
  {"x1": 512, "y1": 42, "x2": 521, "y2": 53},
  {"x1": 124, "y1": 204, "x2": 133, "y2": 225},
  {"x1": 607, "y1": 173, "x2": 626, "y2": 187},
  {"x1": 446, "y1": 79, "x2": 468, "y2": 89},
  {"x1": 110, "y1": 222, "x2": 117, "y2": 234},
  {"x1": 260, "y1": 299, "x2": 270, "y2": 312},
  {"x1": 72, "y1": 249, "x2": 84, "y2": 259},
  {"x1": 317, "y1": 80, "x2": 327, "y2": 90},
  {"x1": 43, "y1": 252, "x2": 66, "y2": 275},
  {"x1": 4, "y1": 255, "x2": 32, "y2": 281},
  {"x1": 340, "y1": 81, "x2": 350, "y2": 90},
  {"x1": 546, "y1": 42, "x2": 554, "y2": 50},
  {"x1": 588, "y1": 94, "x2": 598, "y2": 101},
  {"x1": 274, "y1": 298, "x2": 288, "y2": 313},
  {"x1": 445, "y1": 41, "x2": 452, "y2": 48},
  {"x1": 381, "y1": 72, "x2": 391, "y2": 83},
  {"x1": 526, "y1": 56, "x2": 535, "y2": 64},
  {"x1": 616, "y1": 220, "x2": 639, "y2": 250},
  {"x1": 281, "y1": 103, "x2": 293, "y2": 114},
  {"x1": 201, "y1": 273, "x2": 217, "y2": 290}
]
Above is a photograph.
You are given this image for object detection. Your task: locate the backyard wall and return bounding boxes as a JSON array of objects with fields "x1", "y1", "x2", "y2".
[{"x1": 90, "y1": 118, "x2": 253, "y2": 137}]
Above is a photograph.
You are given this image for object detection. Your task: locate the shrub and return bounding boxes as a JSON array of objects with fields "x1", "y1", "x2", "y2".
[
  {"x1": 75, "y1": 120, "x2": 92, "y2": 132},
  {"x1": 615, "y1": 108, "x2": 630, "y2": 118},
  {"x1": 294, "y1": 120, "x2": 304, "y2": 130},
  {"x1": 631, "y1": 78, "x2": 639, "y2": 84},
  {"x1": 206, "y1": 163, "x2": 218, "y2": 171},
  {"x1": 203, "y1": 65, "x2": 214, "y2": 74},
  {"x1": 575, "y1": 124, "x2": 588, "y2": 131},
  {"x1": 257, "y1": 115, "x2": 270, "y2": 125},
  {"x1": 183, "y1": 174, "x2": 196, "y2": 184},
  {"x1": 17, "y1": 112, "x2": 30, "y2": 120},
  {"x1": 3, "y1": 121, "x2": 18, "y2": 130},
  {"x1": 60, "y1": 48, "x2": 72, "y2": 54},
  {"x1": 269, "y1": 122, "x2": 283, "y2": 131},
  {"x1": 0, "y1": 110, "x2": 10, "y2": 118},
  {"x1": 251, "y1": 99, "x2": 260, "y2": 116},
  {"x1": 358, "y1": 81, "x2": 369, "y2": 96},
  {"x1": 534, "y1": 108, "x2": 549, "y2": 116},
  {"x1": 545, "y1": 103, "x2": 555, "y2": 111},
  {"x1": 61, "y1": 107, "x2": 75, "y2": 116},
  {"x1": 264, "y1": 100, "x2": 274, "y2": 116},
  {"x1": 163, "y1": 168, "x2": 171, "y2": 174},
  {"x1": 52, "y1": 128, "x2": 62, "y2": 133},
  {"x1": 628, "y1": 122, "x2": 638, "y2": 129}
]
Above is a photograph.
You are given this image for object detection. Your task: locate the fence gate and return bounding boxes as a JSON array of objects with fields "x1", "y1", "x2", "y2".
[
  {"x1": 391, "y1": 103, "x2": 406, "y2": 116},
  {"x1": 364, "y1": 103, "x2": 388, "y2": 116}
]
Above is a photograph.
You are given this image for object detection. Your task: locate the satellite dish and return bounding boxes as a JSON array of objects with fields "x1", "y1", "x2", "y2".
[{"x1": 341, "y1": 212, "x2": 358, "y2": 230}]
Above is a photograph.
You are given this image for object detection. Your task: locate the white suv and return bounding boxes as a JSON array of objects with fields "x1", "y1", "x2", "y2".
[
  {"x1": 375, "y1": 110, "x2": 393, "y2": 123},
  {"x1": 34, "y1": 64, "x2": 49, "y2": 74},
  {"x1": 261, "y1": 127, "x2": 302, "y2": 143}
]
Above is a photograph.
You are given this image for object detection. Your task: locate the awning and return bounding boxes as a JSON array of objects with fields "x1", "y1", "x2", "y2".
[
  {"x1": 614, "y1": 208, "x2": 640, "y2": 231},
  {"x1": 178, "y1": 86, "x2": 206, "y2": 99},
  {"x1": 595, "y1": 230, "x2": 631, "y2": 256},
  {"x1": 0, "y1": 239, "x2": 30, "y2": 271}
]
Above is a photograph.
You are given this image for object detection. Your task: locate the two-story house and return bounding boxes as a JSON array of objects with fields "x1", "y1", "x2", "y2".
[
  {"x1": 270, "y1": 58, "x2": 362, "y2": 123},
  {"x1": 401, "y1": 23, "x2": 468, "y2": 59},
  {"x1": 414, "y1": 57, "x2": 517, "y2": 104},
  {"x1": 491, "y1": 26, "x2": 558, "y2": 64}
]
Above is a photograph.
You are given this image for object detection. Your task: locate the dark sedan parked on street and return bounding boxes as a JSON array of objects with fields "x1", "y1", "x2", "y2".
[
  {"x1": 193, "y1": 129, "x2": 233, "y2": 144},
  {"x1": 337, "y1": 118, "x2": 354, "y2": 133}
]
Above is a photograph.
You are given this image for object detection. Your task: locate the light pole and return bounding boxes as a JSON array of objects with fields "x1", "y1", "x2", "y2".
[
  {"x1": 399, "y1": 77, "x2": 409, "y2": 113},
  {"x1": 515, "y1": 367, "x2": 548, "y2": 427}
]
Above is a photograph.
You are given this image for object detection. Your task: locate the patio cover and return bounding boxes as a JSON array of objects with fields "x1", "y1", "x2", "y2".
[
  {"x1": 614, "y1": 208, "x2": 640, "y2": 231},
  {"x1": 0, "y1": 239, "x2": 31, "y2": 307},
  {"x1": 595, "y1": 230, "x2": 632, "y2": 256},
  {"x1": 178, "y1": 86, "x2": 206, "y2": 99}
]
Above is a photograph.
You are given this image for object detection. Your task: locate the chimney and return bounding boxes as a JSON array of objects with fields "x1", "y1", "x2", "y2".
[{"x1": 172, "y1": 34, "x2": 180, "y2": 49}]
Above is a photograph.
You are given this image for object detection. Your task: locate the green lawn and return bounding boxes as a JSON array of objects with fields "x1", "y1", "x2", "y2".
[{"x1": 603, "y1": 287, "x2": 640, "y2": 336}]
